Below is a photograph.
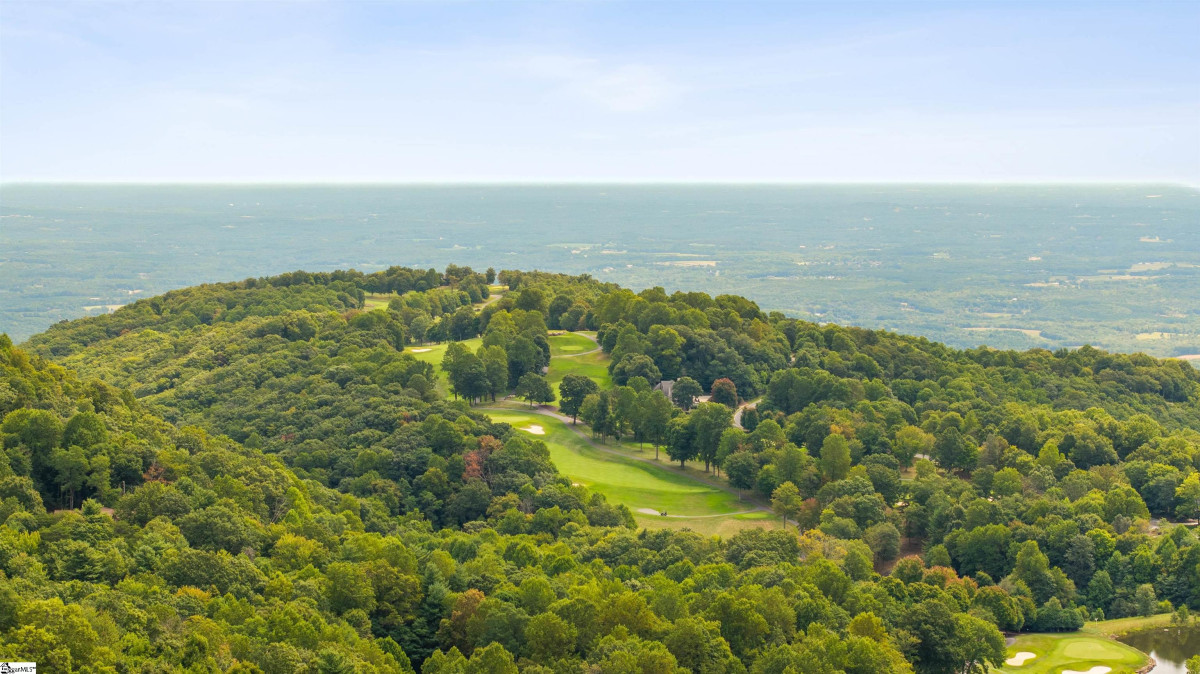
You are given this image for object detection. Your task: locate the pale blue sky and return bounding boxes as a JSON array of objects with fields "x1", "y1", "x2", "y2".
[{"x1": 2, "y1": 1, "x2": 1197, "y2": 182}]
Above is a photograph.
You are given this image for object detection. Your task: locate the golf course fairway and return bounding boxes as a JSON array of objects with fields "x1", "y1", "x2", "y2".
[{"x1": 486, "y1": 408, "x2": 771, "y2": 533}]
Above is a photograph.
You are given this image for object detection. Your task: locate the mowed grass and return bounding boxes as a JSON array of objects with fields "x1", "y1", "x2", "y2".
[
  {"x1": 633, "y1": 510, "x2": 776, "y2": 537},
  {"x1": 606, "y1": 435, "x2": 758, "y2": 489},
  {"x1": 367, "y1": 287, "x2": 506, "y2": 312},
  {"x1": 547, "y1": 349, "x2": 611, "y2": 391},
  {"x1": 404, "y1": 332, "x2": 607, "y2": 400},
  {"x1": 406, "y1": 338, "x2": 483, "y2": 396},
  {"x1": 549, "y1": 332, "x2": 598, "y2": 357},
  {"x1": 996, "y1": 629, "x2": 1150, "y2": 674},
  {"x1": 485, "y1": 409, "x2": 747, "y2": 519},
  {"x1": 1074, "y1": 613, "x2": 1172, "y2": 637},
  {"x1": 546, "y1": 333, "x2": 610, "y2": 402},
  {"x1": 406, "y1": 338, "x2": 484, "y2": 369},
  {"x1": 364, "y1": 293, "x2": 399, "y2": 310}
]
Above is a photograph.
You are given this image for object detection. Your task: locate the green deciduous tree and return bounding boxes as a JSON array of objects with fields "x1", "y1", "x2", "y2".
[
  {"x1": 665, "y1": 416, "x2": 694, "y2": 468},
  {"x1": 933, "y1": 427, "x2": 978, "y2": 472},
  {"x1": 893, "y1": 425, "x2": 934, "y2": 468},
  {"x1": 689, "y1": 403, "x2": 733, "y2": 472},
  {"x1": 671, "y1": 377, "x2": 702, "y2": 411},
  {"x1": 820, "y1": 434, "x2": 852, "y2": 482},
  {"x1": 635, "y1": 390, "x2": 673, "y2": 460},
  {"x1": 1175, "y1": 472, "x2": 1200, "y2": 520},
  {"x1": 524, "y1": 612, "x2": 577, "y2": 663},
  {"x1": 724, "y1": 451, "x2": 759, "y2": 489},
  {"x1": 516, "y1": 373, "x2": 554, "y2": 407},
  {"x1": 772, "y1": 481, "x2": 803, "y2": 529},
  {"x1": 558, "y1": 373, "x2": 599, "y2": 423},
  {"x1": 612, "y1": 353, "x2": 662, "y2": 386},
  {"x1": 579, "y1": 392, "x2": 611, "y2": 439},
  {"x1": 478, "y1": 345, "x2": 509, "y2": 401},
  {"x1": 49, "y1": 446, "x2": 88, "y2": 509}
]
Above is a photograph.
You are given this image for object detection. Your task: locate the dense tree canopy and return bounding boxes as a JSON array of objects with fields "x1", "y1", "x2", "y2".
[{"x1": 4, "y1": 265, "x2": 1200, "y2": 672}]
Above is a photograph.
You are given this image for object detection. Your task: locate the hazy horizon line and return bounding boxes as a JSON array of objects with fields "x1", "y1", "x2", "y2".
[{"x1": 3, "y1": 179, "x2": 1198, "y2": 188}]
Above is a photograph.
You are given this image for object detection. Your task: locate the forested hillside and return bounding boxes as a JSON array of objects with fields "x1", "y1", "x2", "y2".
[{"x1": 4, "y1": 265, "x2": 1200, "y2": 673}]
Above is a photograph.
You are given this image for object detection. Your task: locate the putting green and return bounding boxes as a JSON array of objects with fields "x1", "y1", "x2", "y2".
[
  {"x1": 1061, "y1": 640, "x2": 1130, "y2": 659},
  {"x1": 996, "y1": 631, "x2": 1148, "y2": 674},
  {"x1": 486, "y1": 409, "x2": 750, "y2": 518},
  {"x1": 549, "y1": 332, "x2": 599, "y2": 357}
]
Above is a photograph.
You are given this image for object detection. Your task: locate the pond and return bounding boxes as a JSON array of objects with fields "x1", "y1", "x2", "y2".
[{"x1": 1118, "y1": 625, "x2": 1200, "y2": 674}]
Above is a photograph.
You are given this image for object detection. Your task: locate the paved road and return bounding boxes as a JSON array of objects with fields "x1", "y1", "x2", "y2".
[{"x1": 732, "y1": 398, "x2": 761, "y2": 429}]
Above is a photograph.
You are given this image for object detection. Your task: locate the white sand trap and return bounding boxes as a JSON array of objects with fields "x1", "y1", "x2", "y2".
[
  {"x1": 410, "y1": 348, "x2": 433, "y2": 353},
  {"x1": 1062, "y1": 668, "x2": 1110, "y2": 674},
  {"x1": 637, "y1": 508, "x2": 661, "y2": 515},
  {"x1": 520, "y1": 425, "x2": 545, "y2": 435},
  {"x1": 1004, "y1": 652, "x2": 1036, "y2": 666}
]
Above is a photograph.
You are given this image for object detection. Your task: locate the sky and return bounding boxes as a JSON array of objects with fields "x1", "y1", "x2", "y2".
[{"x1": 1, "y1": 0, "x2": 1198, "y2": 183}]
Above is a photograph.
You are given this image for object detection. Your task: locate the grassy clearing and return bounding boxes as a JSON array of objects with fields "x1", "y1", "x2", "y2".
[
  {"x1": 485, "y1": 409, "x2": 749, "y2": 519},
  {"x1": 363, "y1": 293, "x2": 399, "y2": 310},
  {"x1": 996, "y1": 619, "x2": 1157, "y2": 674}
]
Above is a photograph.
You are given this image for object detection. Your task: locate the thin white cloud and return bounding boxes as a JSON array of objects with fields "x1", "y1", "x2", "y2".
[
  {"x1": 514, "y1": 54, "x2": 682, "y2": 112},
  {"x1": 578, "y1": 64, "x2": 679, "y2": 112},
  {"x1": 1, "y1": 1, "x2": 1196, "y2": 182}
]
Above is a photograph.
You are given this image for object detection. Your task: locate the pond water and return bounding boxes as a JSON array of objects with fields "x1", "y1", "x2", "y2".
[{"x1": 1118, "y1": 625, "x2": 1200, "y2": 674}]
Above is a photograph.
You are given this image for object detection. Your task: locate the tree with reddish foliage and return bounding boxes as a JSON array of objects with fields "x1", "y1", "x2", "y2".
[
  {"x1": 463, "y1": 451, "x2": 486, "y2": 481},
  {"x1": 710, "y1": 378, "x2": 738, "y2": 408},
  {"x1": 464, "y1": 435, "x2": 502, "y2": 480},
  {"x1": 438, "y1": 588, "x2": 485, "y2": 654}
]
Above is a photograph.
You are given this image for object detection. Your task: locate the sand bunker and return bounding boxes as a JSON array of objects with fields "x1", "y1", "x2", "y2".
[
  {"x1": 520, "y1": 425, "x2": 545, "y2": 435},
  {"x1": 1004, "y1": 652, "x2": 1036, "y2": 666},
  {"x1": 637, "y1": 508, "x2": 660, "y2": 515},
  {"x1": 410, "y1": 348, "x2": 433, "y2": 353},
  {"x1": 1062, "y1": 668, "x2": 1110, "y2": 674}
]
